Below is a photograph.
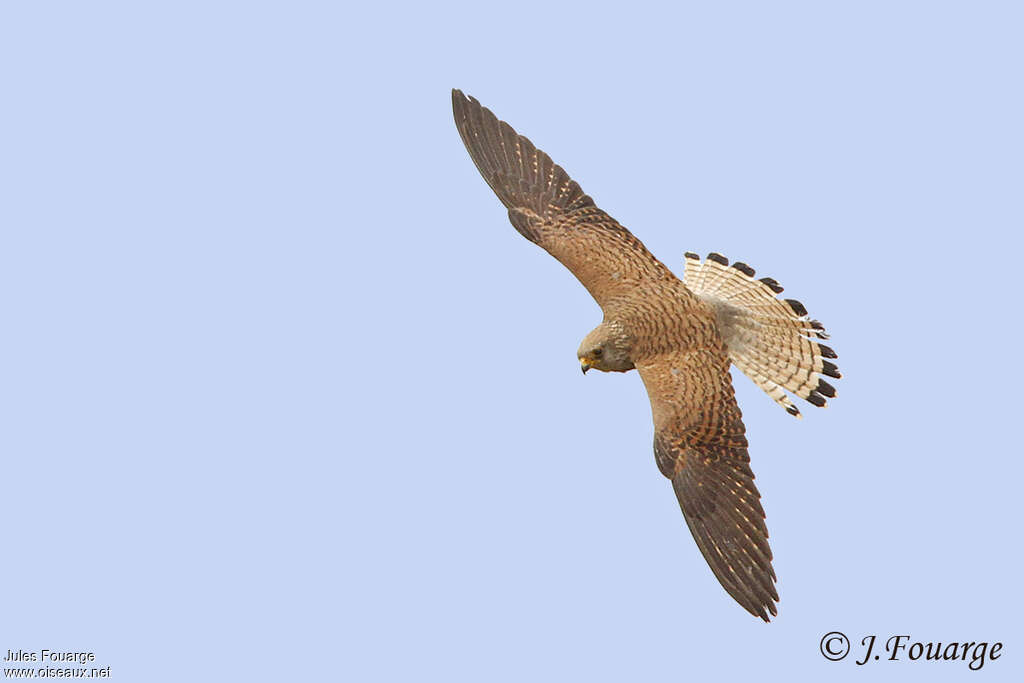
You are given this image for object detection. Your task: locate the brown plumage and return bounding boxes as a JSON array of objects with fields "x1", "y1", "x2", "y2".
[{"x1": 452, "y1": 90, "x2": 839, "y2": 622}]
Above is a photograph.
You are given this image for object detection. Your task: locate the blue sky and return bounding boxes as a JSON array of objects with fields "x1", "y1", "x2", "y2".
[{"x1": 3, "y1": 1, "x2": 1022, "y2": 681}]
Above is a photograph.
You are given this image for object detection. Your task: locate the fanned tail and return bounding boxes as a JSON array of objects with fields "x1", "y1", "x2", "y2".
[{"x1": 683, "y1": 252, "x2": 840, "y2": 418}]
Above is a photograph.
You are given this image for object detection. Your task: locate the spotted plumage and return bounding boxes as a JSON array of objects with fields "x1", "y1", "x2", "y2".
[{"x1": 452, "y1": 90, "x2": 840, "y2": 622}]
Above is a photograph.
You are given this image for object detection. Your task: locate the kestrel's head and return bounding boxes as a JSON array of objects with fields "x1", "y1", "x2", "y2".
[{"x1": 578, "y1": 322, "x2": 635, "y2": 374}]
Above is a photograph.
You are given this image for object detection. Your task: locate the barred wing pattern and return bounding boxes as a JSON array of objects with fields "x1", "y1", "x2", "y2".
[
  {"x1": 639, "y1": 348, "x2": 778, "y2": 621},
  {"x1": 452, "y1": 90, "x2": 690, "y2": 311},
  {"x1": 453, "y1": 89, "x2": 789, "y2": 622}
]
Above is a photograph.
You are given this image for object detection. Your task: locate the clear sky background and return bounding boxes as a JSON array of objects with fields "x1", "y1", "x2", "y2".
[{"x1": 3, "y1": 1, "x2": 1022, "y2": 681}]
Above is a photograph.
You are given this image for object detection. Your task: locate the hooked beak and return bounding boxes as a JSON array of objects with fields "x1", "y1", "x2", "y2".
[{"x1": 580, "y1": 358, "x2": 592, "y2": 374}]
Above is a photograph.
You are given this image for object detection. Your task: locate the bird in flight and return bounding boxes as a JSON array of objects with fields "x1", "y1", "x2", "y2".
[{"x1": 452, "y1": 90, "x2": 839, "y2": 621}]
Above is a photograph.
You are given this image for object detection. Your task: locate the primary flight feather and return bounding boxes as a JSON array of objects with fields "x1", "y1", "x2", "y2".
[{"x1": 452, "y1": 89, "x2": 840, "y2": 621}]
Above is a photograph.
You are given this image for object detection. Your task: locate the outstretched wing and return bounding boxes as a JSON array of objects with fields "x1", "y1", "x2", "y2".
[
  {"x1": 452, "y1": 89, "x2": 687, "y2": 310},
  {"x1": 638, "y1": 346, "x2": 779, "y2": 622}
]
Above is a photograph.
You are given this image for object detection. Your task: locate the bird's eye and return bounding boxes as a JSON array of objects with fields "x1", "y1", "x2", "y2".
[{"x1": 592, "y1": 348, "x2": 603, "y2": 358}]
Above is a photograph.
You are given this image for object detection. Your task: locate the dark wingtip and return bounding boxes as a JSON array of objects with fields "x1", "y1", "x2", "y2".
[
  {"x1": 759, "y1": 277, "x2": 784, "y2": 294},
  {"x1": 452, "y1": 88, "x2": 471, "y2": 112},
  {"x1": 451, "y1": 89, "x2": 595, "y2": 218},
  {"x1": 760, "y1": 599, "x2": 779, "y2": 621},
  {"x1": 707, "y1": 252, "x2": 729, "y2": 266},
  {"x1": 684, "y1": 251, "x2": 700, "y2": 260},
  {"x1": 786, "y1": 404, "x2": 801, "y2": 417}
]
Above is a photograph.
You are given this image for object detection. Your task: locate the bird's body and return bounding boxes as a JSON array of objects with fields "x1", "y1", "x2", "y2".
[{"x1": 452, "y1": 90, "x2": 839, "y2": 621}]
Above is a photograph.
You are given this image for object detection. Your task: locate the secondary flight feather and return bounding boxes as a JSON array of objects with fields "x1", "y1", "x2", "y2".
[{"x1": 452, "y1": 89, "x2": 840, "y2": 621}]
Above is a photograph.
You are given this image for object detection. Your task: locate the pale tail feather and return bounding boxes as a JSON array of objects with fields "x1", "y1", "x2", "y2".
[{"x1": 683, "y1": 252, "x2": 840, "y2": 418}]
